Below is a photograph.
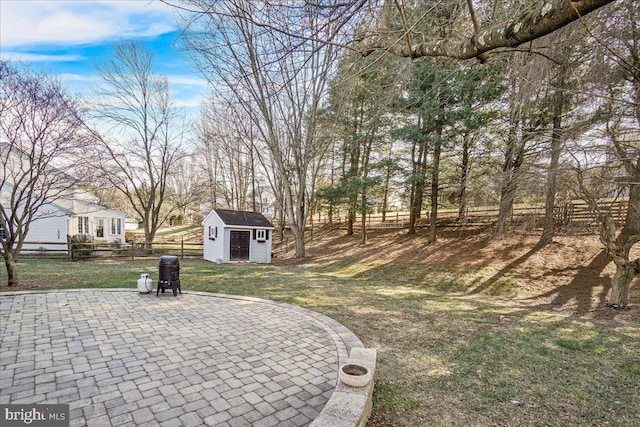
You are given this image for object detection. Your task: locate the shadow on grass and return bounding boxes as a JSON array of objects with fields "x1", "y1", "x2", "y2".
[
  {"x1": 529, "y1": 249, "x2": 612, "y2": 314},
  {"x1": 469, "y1": 245, "x2": 542, "y2": 295}
]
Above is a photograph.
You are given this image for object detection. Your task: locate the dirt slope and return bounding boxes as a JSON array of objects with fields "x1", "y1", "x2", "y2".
[{"x1": 274, "y1": 226, "x2": 639, "y2": 319}]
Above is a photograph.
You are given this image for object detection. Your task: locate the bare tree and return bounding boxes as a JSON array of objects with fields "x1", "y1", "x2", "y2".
[
  {"x1": 0, "y1": 61, "x2": 88, "y2": 286},
  {"x1": 168, "y1": 152, "x2": 205, "y2": 221},
  {"x1": 196, "y1": 100, "x2": 266, "y2": 212},
  {"x1": 195, "y1": 108, "x2": 221, "y2": 209},
  {"x1": 167, "y1": 1, "x2": 614, "y2": 61},
  {"x1": 176, "y1": 0, "x2": 338, "y2": 257},
  {"x1": 89, "y1": 41, "x2": 185, "y2": 247}
]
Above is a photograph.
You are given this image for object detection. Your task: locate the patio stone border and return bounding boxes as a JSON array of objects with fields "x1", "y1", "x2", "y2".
[{"x1": 0, "y1": 289, "x2": 376, "y2": 426}]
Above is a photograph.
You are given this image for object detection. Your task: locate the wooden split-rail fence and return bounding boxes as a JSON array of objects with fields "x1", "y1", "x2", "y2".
[
  {"x1": 16, "y1": 199, "x2": 628, "y2": 258},
  {"x1": 297, "y1": 199, "x2": 628, "y2": 232}
]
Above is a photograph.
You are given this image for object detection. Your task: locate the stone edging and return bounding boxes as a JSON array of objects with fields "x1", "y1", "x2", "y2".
[
  {"x1": 310, "y1": 347, "x2": 377, "y2": 427},
  {"x1": 0, "y1": 288, "x2": 376, "y2": 427}
]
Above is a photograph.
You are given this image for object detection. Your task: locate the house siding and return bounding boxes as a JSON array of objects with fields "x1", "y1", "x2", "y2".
[{"x1": 22, "y1": 210, "x2": 70, "y2": 253}]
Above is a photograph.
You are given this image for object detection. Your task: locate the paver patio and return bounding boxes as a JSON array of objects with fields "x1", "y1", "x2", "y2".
[{"x1": 0, "y1": 290, "x2": 359, "y2": 427}]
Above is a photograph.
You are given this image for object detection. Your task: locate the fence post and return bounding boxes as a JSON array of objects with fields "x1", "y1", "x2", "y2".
[
  {"x1": 67, "y1": 235, "x2": 72, "y2": 261},
  {"x1": 181, "y1": 238, "x2": 184, "y2": 259},
  {"x1": 131, "y1": 238, "x2": 135, "y2": 260}
]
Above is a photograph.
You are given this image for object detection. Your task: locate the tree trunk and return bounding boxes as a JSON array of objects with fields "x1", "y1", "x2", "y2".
[
  {"x1": 4, "y1": 252, "x2": 18, "y2": 287},
  {"x1": 409, "y1": 175, "x2": 425, "y2": 235},
  {"x1": 250, "y1": 144, "x2": 257, "y2": 212},
  {"x1": 359, "y1": 136, "x2": 374, "y2": 245},
  {"x1": 496, "y1": 179, "x2": 515, "y2": 234},
  {"x1": 428, "y1": 124, "x2": 443, "y2": 244},
  {"x1": 624, "y1": 183, "x2": 640, "y2": 233},
  {"x1": 538, "y1": 65, "x2": 566, "y2": 247},
  {"x1": 381, "y1": 141, "x2": 394, "y2": 223},
  {"x1": 381, "y1": 187, "x2": 389, "y2": 222},
  {"x1": 458, "y1": 133, "x2": 470, "y2": 222},
  {"x1": 291, "y1": 224, "x2": 306, "y2": 258},
  {"x1": 144, "y1": 215, "x2": 154, "y2": 250},
  {"x1": 598, "y1": 217, "x2": 639, "y2": 309},
  {"x1": 408, "y1": 183, "x2": 418, "y2": 235},
  {"x1": 609, "y1": 257, "x2": 634, "y2": 308},
  {"x1": 279, "y1": 206, "x2": 286, "y2": 241},
  {"x1": 415, "y1": 149, "x2": 427, "y2": 220},
  {"x1": 495, "y1": 108, "x2": 526, "y2": 236},
  {"x1": 347, "y1": 203, "x2": 356, "y2": 236},
  {"x1": 408, "y1": 137, "x2": 427, "y2": 235}
]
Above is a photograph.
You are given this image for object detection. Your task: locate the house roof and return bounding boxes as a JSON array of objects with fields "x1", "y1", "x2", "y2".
[
  {"x1": 1, "y1": 182, "x2": 75, "y2": 216},
  {"x1": 2, "y1": 142, "x2": 125, "y2": 217},
  {"x1": 214, "y1": 209, "x2": 274, "y2": 228},
  {"x1": 54, "y1": 197, "x2": 125, "y2": 217}
]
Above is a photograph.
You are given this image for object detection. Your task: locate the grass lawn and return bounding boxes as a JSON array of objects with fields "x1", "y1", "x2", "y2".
[{"x1": 3, "y1": 254, "x2": 640, "y2": 426}]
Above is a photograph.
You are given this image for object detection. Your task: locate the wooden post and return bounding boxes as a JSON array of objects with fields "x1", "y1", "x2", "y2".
[
  {"x1": 67, "y1": 235, "x2": 73, "y2": 261},
  {"x1": 131, "y1": 238, "x2": 135, "y2": 260},
  {"x1": 181, "y1": 238, "x2": 184, "y2": 259}
]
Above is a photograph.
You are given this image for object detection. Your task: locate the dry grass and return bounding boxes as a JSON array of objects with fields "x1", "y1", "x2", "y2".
[{"x1": 3, "y1": 227, "x2": 640, "y2": 426}]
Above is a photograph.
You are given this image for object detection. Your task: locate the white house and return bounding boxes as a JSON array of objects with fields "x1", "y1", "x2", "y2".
[
  {"x1": 1, "y1": 142, "x2": 127, "y2": 253},
  {"x1": 203, "y1": 209, "x2": 274, "y2": 264},
  {"x1": 0, "y1": 182, "x2": 126, "y2": 254},
  {"x1": 55, "y1": 191, "x2": 127, "y2": 245}
]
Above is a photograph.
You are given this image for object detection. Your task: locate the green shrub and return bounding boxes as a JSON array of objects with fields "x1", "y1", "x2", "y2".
[{"x1": 70, "y1": 234, "x2": 94, "y2": 260}]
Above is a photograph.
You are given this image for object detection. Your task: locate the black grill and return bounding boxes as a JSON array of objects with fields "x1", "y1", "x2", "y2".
[{"x1": 157, "y1": 255, "x2": 181, "y2": 296}]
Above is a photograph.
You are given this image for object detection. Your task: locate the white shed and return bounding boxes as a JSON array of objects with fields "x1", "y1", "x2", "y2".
[{"x1": 203, "y1": 209, "x2": 274, "y2": 264}]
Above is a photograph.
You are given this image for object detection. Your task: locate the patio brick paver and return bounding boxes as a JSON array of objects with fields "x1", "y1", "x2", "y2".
[{"x1": 0, "y1": 289, "x2": 357, "y2": 426}]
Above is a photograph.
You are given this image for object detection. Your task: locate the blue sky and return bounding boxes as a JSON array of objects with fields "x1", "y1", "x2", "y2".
[{"x1": 0, "y1": 0, "x2": 208, "y2": 112}]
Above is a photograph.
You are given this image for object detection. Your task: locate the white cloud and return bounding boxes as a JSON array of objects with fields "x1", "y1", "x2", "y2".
[
  {"x1": 0, "y1": 52, "x2": 84, "y2": 62},
  {"x1": 174, "y1": 96, "x2": 208, "y2": 109},
  {"x1": 59, "y1": 73, "x2": 98, "y2": 82},
  {"x1": 167, "y1": 75, "x2": 209, "y2": 87},
  {"x1": 0, "y1": 0, "x2": 177, "y2": 48}
]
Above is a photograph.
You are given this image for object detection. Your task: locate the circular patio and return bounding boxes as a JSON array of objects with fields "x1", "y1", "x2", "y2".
[{"x1": 0, "y1": 290, "x2": 359, "y2": 427}]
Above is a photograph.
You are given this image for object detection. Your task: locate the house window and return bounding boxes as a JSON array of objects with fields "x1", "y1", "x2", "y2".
[
  {"x1": 96, "y1": 219, "x2": 104, "y2": 238},
  {"x1": 78, "y1": 217, "x2": 89, "y2": 234},
  {"x1": 111, "y1": 218, "x2": 122, "y2": 235},
  {"x1": 0, "y1": 224, "x2": 5, "y2": 240},
  {"x1": 256, "y1": 229, "x2": 266, "y2": 241}
]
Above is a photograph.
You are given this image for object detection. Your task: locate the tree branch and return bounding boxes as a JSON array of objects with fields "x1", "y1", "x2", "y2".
[{"x1": 363, "y1": 0, "x2": 615, "y2": 60}]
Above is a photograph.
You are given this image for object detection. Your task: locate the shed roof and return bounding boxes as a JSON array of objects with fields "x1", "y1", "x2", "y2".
[{"x1": 214, "y1": 209, "x2": 274, "y2": 228}]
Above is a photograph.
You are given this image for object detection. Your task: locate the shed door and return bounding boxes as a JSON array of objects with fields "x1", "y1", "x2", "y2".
[{"x1": 230, "y1": 230, "x2": 250, "y2": 260}]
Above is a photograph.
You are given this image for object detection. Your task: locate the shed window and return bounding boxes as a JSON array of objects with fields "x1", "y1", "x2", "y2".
[
  {"x1": 209, "y1": 226, "x2": 218, "y2": 239},
  {"x1": 256, "y1": 229, "x2": 266, "y2": 241}
]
